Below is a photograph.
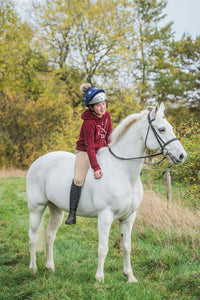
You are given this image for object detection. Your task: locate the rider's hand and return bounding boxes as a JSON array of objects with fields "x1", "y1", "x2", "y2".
[{"x1": 94, "y1": 170, "x2": 103, "y2": 179}]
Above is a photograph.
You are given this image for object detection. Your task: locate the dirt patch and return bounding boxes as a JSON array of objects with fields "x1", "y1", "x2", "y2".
[
  {"x1": 0, "y1": 169, "x2": 27, "y2": 179},
  {"x1": 137, "y1": 190, "x2": 200, "y2": 231}
]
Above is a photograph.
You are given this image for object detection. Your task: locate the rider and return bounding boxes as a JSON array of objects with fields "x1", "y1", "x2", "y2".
[{"x1": 65, "y1": 83, "x2": 112, "y2": 225}]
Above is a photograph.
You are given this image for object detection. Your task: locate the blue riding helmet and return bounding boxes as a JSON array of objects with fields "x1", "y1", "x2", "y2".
[{"x1": 84, "y1": 87, "x2": 107, "y2": 106}]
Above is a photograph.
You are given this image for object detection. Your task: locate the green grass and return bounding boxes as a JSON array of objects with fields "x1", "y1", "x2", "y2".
[{"x1": 0, "y1": 177, "x2": 199, "y2": 299}]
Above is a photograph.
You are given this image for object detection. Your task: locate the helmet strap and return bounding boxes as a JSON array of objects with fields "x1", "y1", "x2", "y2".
[{"x1": 89, "y1": 105, "x2": 102, "y2": 116}]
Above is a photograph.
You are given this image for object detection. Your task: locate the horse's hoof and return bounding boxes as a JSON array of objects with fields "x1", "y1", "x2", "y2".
[
  {"x1": 127, "y1": 276, "x2": 138, "y2": 283},
  {"x1": 29, "y1": 265, "x2": 37, "y2": 274},
  {"x1": 95, "y1": 274, "x2": 104, "y2": 283},
  {"x1": 124, "y1": 272, "x2": 138, "y2": 283},
  {"x1": 46, "y1": 264, "x2": 55, "y2": 272}
]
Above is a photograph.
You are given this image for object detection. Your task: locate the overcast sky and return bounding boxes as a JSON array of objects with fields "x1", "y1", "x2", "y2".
[
  {"x1": 15, "y1": 0, "x2": 200, "y2": 40},
  {"x1": 164, "y1": 0, "x2": 200, "y2": 39}
]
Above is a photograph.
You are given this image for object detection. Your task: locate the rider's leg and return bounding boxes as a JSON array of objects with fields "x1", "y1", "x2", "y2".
[
  {"x1": 65, "y1": 180, "x2": 82, "y2": 225},
  {"x1": 65, "y1": 151, "x2": 90, "y2": 225}
]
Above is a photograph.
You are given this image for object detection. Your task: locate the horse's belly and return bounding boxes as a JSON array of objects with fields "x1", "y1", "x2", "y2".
[{"x1": 83, "y1": 177, "x2": 144, "y2": 220}]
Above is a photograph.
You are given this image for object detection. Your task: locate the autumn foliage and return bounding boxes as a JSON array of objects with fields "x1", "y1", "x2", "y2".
[{"x1": 0, "y1": 0, "x2": 199, "y2": 207}]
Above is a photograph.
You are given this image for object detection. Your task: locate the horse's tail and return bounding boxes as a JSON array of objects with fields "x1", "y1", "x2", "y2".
[{"x1": 36, "y1": 216, "x2": 45, "y2": 252}]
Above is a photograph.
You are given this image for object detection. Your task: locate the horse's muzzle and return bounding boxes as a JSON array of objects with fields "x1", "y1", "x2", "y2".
[{"x1": 168, "y1": 151, "x2": 187, "y2": 164}]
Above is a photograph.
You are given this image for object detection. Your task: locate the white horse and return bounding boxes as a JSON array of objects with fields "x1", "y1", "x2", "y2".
[{"x1": 26, "y1": 103, "x2": 186, "y2": 283}]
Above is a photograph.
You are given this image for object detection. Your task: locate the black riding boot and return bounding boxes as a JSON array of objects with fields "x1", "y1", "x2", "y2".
[{"x1": 65, "y1": 181, "x2": 82, "y2": 225}]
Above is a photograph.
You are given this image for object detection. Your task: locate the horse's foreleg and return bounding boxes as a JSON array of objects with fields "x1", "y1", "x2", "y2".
[
  {"x1": 29, "y1": 207, "x2": 46, "y2": 273},
  {"x1": 95, "y1": 210, "x2": 114, "y2": 283},
  {"x1": 45, "y1": 203, "x2": 64, "y2": 271},
  {"x1": 120, "y1": 212, "x2": 137, "y2": 283}
]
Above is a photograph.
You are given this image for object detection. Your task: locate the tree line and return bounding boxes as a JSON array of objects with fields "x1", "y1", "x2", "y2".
[{"x1": 0, "y1": 0, "x2": 199, "y2": 173}]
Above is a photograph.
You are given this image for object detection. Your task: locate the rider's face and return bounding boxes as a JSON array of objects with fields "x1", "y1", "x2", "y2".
[{"x1": 93, "y1": 101, "x2": 106, "y2": 117}]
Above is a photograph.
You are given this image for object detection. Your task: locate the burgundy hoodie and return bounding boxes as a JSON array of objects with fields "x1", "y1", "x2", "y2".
[{"x1": 76, "y1": 109, "x2": 112, "y2": 172}]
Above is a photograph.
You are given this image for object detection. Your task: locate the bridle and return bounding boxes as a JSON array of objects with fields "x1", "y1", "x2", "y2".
[{"x1": 109, "y1": 111, "x2": 179, "y2": 165}]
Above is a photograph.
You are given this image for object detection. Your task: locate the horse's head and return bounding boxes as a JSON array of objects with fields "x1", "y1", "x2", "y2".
[{"x1": 144, "y1": 103, "x2": 187, "y2": 164}]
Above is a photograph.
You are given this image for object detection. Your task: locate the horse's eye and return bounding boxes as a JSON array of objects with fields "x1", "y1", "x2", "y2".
[{"x1": 158, "y1": 127, "x2": 166, "y2": 133}]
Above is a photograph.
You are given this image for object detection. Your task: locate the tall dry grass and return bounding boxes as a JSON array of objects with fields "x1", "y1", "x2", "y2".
[{"x1": 137, "y1": 190, "x2": 200, "y2": 232}]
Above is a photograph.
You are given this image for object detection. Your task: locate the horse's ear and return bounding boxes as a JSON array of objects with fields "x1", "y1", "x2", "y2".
[
  {"x1": 151, "y1": 104, "x2": 159, "y2": 119},
  {"x1": 151, "y1": 103, "x2": 165, "y2": 119},
  {"x1": 160, "y1": 102, "x2": 165, "y2": 113}
]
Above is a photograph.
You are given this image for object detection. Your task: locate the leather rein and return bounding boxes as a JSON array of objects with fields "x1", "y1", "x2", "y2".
[{"x1": 109, "y1": 112, "x2": 179, "y2": 165}]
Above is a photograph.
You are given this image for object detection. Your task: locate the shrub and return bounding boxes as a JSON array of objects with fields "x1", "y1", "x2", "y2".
[{"x1": 174, "y1": 119, "x2": 200, "y2": 185}]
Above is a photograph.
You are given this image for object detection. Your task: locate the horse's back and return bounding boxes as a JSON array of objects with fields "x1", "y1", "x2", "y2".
[
  {"x1": 26, "y1": 151, "x2": 75, "y2": 209},
  {"x1": 27, "y1": 151, "x2": 75, "y2": 180}
]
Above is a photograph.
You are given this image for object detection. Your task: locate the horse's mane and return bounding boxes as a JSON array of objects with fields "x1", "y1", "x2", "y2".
[{"x1": 110, "y1": 110, "x2": 148, "y2": 147}]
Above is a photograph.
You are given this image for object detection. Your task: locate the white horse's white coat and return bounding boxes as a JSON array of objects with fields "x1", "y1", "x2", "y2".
[{"x1": 27, "y1": 104, "x2": 186, "y2": 283}]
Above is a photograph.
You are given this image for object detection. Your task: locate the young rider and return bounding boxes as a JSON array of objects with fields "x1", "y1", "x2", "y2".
[{"x1": 65, "y1": 83, "x2": 112, "y2": 225}]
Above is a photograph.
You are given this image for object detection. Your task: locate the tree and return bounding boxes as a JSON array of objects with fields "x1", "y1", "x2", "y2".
[
  {"x1": 74, "y1": 0, "x2": 133, "y2": 85},
  {"x1": 54, "y1": 66, "x2": 86, "y2": 108},
  {"x1": 154, "y1": 35, "x2": 200, "y2": 109},
  {"x1": 169, "y1": 36, "x2": 200, "y2": 108},
  {"x1": 33, "y1": 0, "x2": 135, "y2": 87},
  {"x1": 0, "y1": 0, "x2": 47, "y2": 99},
  {"x1": 127, "y1": 0, "x2": 174, "y2": 105},
  {"x1": 33, "y1": 0, "x2": 83, "y2": 69}
]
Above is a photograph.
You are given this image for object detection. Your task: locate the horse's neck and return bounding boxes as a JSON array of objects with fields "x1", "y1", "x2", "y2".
[
  {"x1": 111, "y1": 117, "x2": 146, "y2": 181},
  {"x1": 112, "y1": 118, "x2": 145, "y2": 158}
]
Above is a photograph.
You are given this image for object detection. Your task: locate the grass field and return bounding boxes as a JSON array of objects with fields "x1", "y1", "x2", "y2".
[{"x1": 0, "y1": 174, "x2": 199, "y2": 299}]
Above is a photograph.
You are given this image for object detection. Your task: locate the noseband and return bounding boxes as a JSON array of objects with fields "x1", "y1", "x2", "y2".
[{"x1": 109, "y1": 112, "x2": 179, "y2": 165}]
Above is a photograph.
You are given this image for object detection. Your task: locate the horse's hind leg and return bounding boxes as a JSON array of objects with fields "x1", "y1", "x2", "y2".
[
  {"x1": 120, "y1": 212, "x2": 137, "y2": 283},
  {"x1": 45, "y1": 202, "x2": 64, "y2": 271},
  {"x1": 29, "y1": 206, "x2": 46, "y2": 273}
]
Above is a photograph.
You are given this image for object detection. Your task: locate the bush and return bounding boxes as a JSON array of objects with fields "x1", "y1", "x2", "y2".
[
  {"x1": 174, "y1": 119, "x2": 200, "y2": 185},
  {"x1": 0, "y1": 90, "x2": 83, "y2": 168}
]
